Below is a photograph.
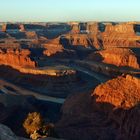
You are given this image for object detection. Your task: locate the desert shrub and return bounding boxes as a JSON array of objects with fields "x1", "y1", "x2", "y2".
[{"x1": 23, "y1": 112, "x2": 43, "y2": 135}]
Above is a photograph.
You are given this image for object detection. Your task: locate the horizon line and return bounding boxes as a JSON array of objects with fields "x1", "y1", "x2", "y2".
[{"x1": 0, "y1": 20, "x2": 140, "y2": 23}]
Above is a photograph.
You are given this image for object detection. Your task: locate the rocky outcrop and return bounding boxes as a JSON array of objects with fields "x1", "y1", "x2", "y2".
[
  {"x1": 43, "y1": 44, "x2": 64, "y2": 57},
  {"x1": 92, "y1": 75, "x2": 140, "y2": 110},
  {"x1": 1, "y1": 24, "x2": 7, "y2": 32},
  {"x1": 70, "y1": 23, "x2": 80, "y2": 34},
  {"x1": 105, "y1": 23, "x2": 135, "y2": 34},
  {"x1": 0, "y1": 48, "x2": 36, "y2": 68},
  {"x1": 87, "y1": 22, "x2": 99, "y2": 33},
  {"x1": 60, "y1": 34, "x2": 93, "y2": 48},
  {"x1": 86, "y1": 22, "x2": 102, "y2": 49},
  {"x1": 19, "y1": 24, "x2": 25, "y2": 32},
  {"x1": 56, "y1": 75, "x2": 140, "y2": 140},
  {"x1": 62, "y1": 23, "x2": 102, "y2": 49},
  {"x1": 102, "y1": 23, "x2": 140, "y2": 48},
  {"x1": 42, "y1": 38, "x2": 77, "y2": 58},
  {"x1": 92, "y1": 75, "x2": 140, "y2": 139},
  {"x1": 88, "y1": 48, "x2": 140, "y2": 69},
  {"x1": 25, "y1": 31, "x2": 38, "y2": 39}
]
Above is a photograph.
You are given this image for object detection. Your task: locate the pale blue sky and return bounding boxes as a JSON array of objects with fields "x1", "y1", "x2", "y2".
[{"x1": 0, "y1": 0, "x2": 139, "y2": 22}]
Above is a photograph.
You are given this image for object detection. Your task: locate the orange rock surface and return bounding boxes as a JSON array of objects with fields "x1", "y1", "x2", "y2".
[
  {"x1": 61, "y1": 34, "x2": 93, "y2": 48},
  {"x1": 91, "y1": 75, "x2": 140, "y2": 139},
  {"x1": 0, "y1": 48, "x2": 36, "y2": 68},
  {"x1": 19, "y1": 24, "x2": 25, "y2": 32},
  {"x1": 1, "y1": 24, "x2": 7, "y2": 32},
  {"x1": 87, "y1": 22, "x2": 99, "y2": 33},
  {"x1": 105, "y1": 23, "x2": 135, "y2": 34},
  {"x1": 87, "y1": 22, "x2": 102, "y2": 49},
  {"x1": 70, "y1": 23, "x2": 80, "y2": 34},
  {"x1": 88, "y1": 48, "x2": 140, "y2": 69},
  {"x1": 102, "y1": 23, "x2": 140, "y2": 48},
  {"x1": 43, "y1": 44, "x2": 64, "y2": 56},
  {"x1": 42, "y1": 38, "x2": 64, "y2": 56},
  {"x1": 25, "y1": 31, "x2": 38, "y2": 39},
  {"x1": 92, "y1": 75, "x2": 140, "y2": 109}
]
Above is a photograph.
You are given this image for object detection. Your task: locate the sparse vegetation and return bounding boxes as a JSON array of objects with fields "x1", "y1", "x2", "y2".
[
  {"x1": 23, "y1": 112, "x2": 43, "y2": 135},
  {"x1": 23, "y1": 112, "x2": 55, "y2": 139}
]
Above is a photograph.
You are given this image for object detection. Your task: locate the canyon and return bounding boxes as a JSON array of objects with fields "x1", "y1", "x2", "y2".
[{"x1": 0, "y1": 22, "x2": 140, "y2": 140}]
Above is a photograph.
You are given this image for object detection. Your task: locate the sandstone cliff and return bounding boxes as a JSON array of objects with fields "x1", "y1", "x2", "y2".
[
  {"x1": 25, "y1": 31, "x2": 38, "y2": 39},
  {"x1": 88, "y1": 48, "x2": 140, "y2": 69},
  {"x1": 43, "y1": 44, "x2": 64, "y2": 57},
  {"x1": 60, "y1": 34, "x2": 93, "y2": 48},
  {"x1": 0, "y1": 39, "x2": 21, "y2": 49},
  {"x1": 0, "y1": 48, "x2": 36, "y2": 68},
  {"x1": 102, "y1": 23, "x2": 140, "y2": 48},
  {"x1": 87, "y1": 22, "x2": 102, "y2": 49},
  {"x1": 92, "y1": 75, "x2": 140, "y2": 110}
]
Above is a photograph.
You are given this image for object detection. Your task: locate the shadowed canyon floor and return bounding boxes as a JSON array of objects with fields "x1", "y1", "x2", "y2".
[{"x1": 0, "y1": 22, "x2": 140, "y2": 140}]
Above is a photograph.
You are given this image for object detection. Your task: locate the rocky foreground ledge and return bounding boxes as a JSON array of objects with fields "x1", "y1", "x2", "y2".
[{"x1": 56, "y1": 74, "x2": 140, "y2": 140}]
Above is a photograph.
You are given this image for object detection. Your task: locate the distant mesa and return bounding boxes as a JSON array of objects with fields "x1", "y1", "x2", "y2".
[{"x1": 102, "y1": 23, "x2": 140, "y2": 48}]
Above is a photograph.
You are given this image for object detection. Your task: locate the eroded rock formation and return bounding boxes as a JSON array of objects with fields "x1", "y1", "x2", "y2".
[
  {"x1": 92, "y1": 75, "x2": 140, "y2": 110},
  {"x1": 92, "y1": 75, "x2": 140, "y2": 139},
  {"x1": 0, "y1": 48, "x2": 36, "y2": 68},
  {"x1": 19, "y1": 24, "x2": 25, "y2": 32},
  {"x1": 70, "y1": 23, "x2": 80, "y2": 34},
  {"x1": 56, "y1": 75, "x2": 140, "y2": 140},
  {"x1": 87, "y1": 23, "x2": 102, "y2": 49},
  {"x1": 43, "y1": 44, "x2": 64, "y2": 57},
  {"x1": 60, "y1": 34, "x2": 93, "y2": 48},
  {"x1": 102, "y1": 23, "x2": 140, "y2": 48},
  {"x1": 1, "y1": 24, "x2": 7, "y2": 32},
  {"x1": 25, "y1": 31, "x2": 38, "y2": 39},
  {"x1": 88, "y1": 48, "x2": 140, "y2": 69}
]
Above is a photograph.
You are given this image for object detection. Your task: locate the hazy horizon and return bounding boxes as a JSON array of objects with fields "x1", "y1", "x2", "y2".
[{"x1": 0, "y1": 0, "x2": 139, "y2": 22}]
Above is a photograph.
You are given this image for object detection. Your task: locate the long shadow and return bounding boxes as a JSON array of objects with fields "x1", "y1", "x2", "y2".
[
  {"x1": 0, "y1": 65, "x2": 98, "y2": 98},
  {"x1": 0, "y1": 94, "x2": 62, "y2": 138},
  {"x1": 56, "y1": 92, "x2": 140, "y2": 140}
]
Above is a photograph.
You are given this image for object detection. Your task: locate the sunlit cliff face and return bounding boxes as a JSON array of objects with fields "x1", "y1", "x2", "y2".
[
  {"x1": 102, "y1": 23, "x2": 140, "y2": 48},
  {"x1": 92, "y1": 75, "x2": 140, "y2": 110},
  {"x1": 0, "y1": 48, "x2": 36, "y2": 68}
]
